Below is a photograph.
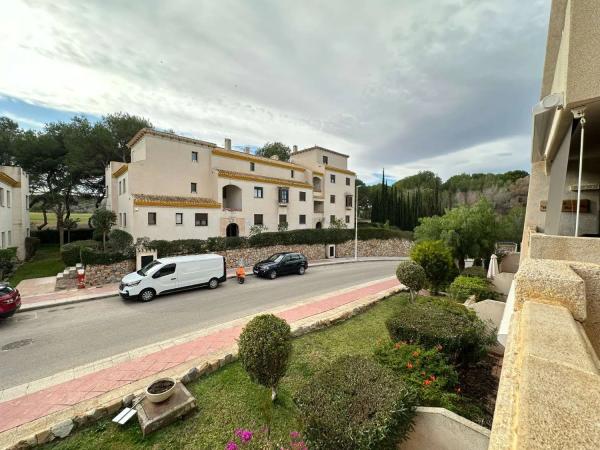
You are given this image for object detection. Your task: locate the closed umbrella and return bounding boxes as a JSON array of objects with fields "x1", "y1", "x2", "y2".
[{"x1": 487, "y1": 254, "x2": 499, "y2": 279}]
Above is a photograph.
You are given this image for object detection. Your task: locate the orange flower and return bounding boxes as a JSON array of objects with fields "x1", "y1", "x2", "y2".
[
  {"x1": 412, "y1": 351, "x2": 420, "y2": 357},
  {"x1": 423, "y1": 380, "x2": 432, "y2": 386},
  {"x1": 406, "y1": 362, "x2": 413, "y2": 369}
]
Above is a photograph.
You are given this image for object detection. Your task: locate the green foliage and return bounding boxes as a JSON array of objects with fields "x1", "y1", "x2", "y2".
[
  {"x1": 90, "y1": 208, "x2": 117, "y2": 251},
  {"x1": 249, "y1": 224, "x2": 268, "y2": 237},
  {"x1": 328, "y1": 217, "x2": 347, "y2": 230},
  {"x1": 393, "y1": 171, "x2": 442, "y2": 190},
  {"x1": 0, "y1": 247, "x2": 18, "y2": 279},
  {"x1": 277, "y1": 221, "x2": 289, "y2": 232},
  {"x1": 108, "y1": 229, "x2": 134, "y2": 253},
  {"x1": 60, "y1": 240, "x2": 100, "y2": 266},
  {"x1": 385, "y1": 297, "x2": 495, "y2": 364},
  {"x1": 0, "y1": 117, "x2": 19, "y2": 165},
  {"x1": 24, "y1": 237, "x2": 41, "y2": 260},
  {"x1": 497, "y1": 206, "x2": 526, "y2": 243},
  {"x1": 395, "y1": 261, "x2": 426, "y2": 300},
  {"x1": 255, "y1": 142, "x2": 291, "y2": 161},
  {"x1": 238, "y1": 314, "x2": 292, "y2": 395},
  {"x1": 414, "y1": 199, "x2": 498, "y2": 269},
  {"x1": 461, "y1": 266, "x2": 487, "y2": 278},
  {"x1": 448, "y1": 276, "x2": 496, "y2": 302},
  {"x1": 80, "y1": 248, "x2": 131, "y2": 265},
  {"x1": 295, "y1": 355, "x2": 417, "y2": 450},
  {"x1": 410, "y1": 240, "x2": 455, "y2": 293}
]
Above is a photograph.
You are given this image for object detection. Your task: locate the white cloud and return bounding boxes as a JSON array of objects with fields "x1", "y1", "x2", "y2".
[{"x1": 0, "y1": 0, "x2": 550, "y2": 180}]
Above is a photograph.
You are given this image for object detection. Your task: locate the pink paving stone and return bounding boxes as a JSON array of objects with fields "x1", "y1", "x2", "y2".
[{"x1": 0, "y1": 278, "x2": 399, "y2": 434}]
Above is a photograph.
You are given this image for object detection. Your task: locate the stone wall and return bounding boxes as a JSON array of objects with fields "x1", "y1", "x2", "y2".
[{"x1": 85, "y1": 260, "x2": 136, "y2": 287}]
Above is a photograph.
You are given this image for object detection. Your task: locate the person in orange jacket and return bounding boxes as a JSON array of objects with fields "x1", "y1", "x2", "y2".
[{"x1": 236, "y1": 262, "x2": 246, "y2": 284}]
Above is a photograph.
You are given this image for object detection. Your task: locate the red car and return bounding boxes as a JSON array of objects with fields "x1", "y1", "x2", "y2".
[{"x1": 0, "y1": 284, "x2": 21, "y2": 318}]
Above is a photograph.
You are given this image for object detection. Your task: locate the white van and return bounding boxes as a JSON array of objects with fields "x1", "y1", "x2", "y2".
[{"x1": 119, "y1": 254, "x2": 226, "y2": 302}]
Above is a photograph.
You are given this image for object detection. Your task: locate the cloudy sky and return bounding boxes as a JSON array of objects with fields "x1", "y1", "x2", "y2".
[{"x1": 0, "y1": 0, "x2": 551, "y2": 182}]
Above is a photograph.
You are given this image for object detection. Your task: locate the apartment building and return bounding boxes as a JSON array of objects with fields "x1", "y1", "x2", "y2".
[
  {"x1": 105, "y1": 129, "x2": 355, "y2": 241},
  {"x1": 0, "y1": 166, "x2": 30, "y2": 259}
]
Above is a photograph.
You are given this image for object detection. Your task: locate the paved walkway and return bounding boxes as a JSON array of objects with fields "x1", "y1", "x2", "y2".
[
  {"x1": 0, "y1": 277, "x2": 400, "y2": 436},
  {"x1": 18, "y1": 257, "x2": 406, "y2": 311}
]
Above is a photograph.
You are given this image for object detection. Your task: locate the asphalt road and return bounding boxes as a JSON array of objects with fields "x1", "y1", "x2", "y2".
[{"x1": 0, "y1": 261, "x2": 398, "y2": 389}]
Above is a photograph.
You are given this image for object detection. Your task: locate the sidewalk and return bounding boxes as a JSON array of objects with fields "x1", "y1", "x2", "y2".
[
  {"x1": 18, "y1": 257, "x2": 406, "y2": 312},
  {"x1": 0, "y1": 276, "x2": 402, "y2": 447}
]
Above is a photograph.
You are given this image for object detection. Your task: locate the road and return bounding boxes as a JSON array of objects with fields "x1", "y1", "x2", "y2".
[{"x1": 0, "y1": 261, "x2": 398, "y2": 389}]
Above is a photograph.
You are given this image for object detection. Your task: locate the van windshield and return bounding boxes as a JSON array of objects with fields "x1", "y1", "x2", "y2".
[
  {"x1": 267, "y1": 254, "x2": 284, "y2": 263},
  {"x1": 137, "y1": 260, "x2": 161, "y2": 276}
]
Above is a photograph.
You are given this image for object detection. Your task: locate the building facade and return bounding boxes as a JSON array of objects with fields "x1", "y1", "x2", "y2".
[
  {"x1": 0, "y1": 166, "x2": 30, "y2": 260},
  {"x1": 105, "y1": 129, "x2": 356, "y2": 242}
]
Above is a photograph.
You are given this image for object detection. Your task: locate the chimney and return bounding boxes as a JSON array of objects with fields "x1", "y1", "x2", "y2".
[
  {"x1": 224, "y1": 138, "x2": 231, "y2": 150},
  {"x1": 270, "y1": 155, "x2": 280, "y2": 161},
  {"x1": 293, "y1": 145, "x2": 298, "y2": 153},
  {"x1": 244, "y1": 146, "x2": 250, "y2": 154}
]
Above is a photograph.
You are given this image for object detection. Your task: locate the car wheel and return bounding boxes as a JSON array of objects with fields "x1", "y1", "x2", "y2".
[
  {"x1": 269, "y1": 270, "x2": 277, "y2": 280},
  {"x1": 139, "y1": 288, "x2": 156, "y2": 302},
  {"x1": 208, "y1": 278, "x2": 219, "y2": 289},
  {"x1": 298, "y1": 266, "x2": 306, "y2": 275}
]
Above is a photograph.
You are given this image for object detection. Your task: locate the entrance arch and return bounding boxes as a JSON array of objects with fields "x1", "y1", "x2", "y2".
[
  {"x1": 222, "y1": 184, "x2": 242, "y2": 211},
  {"x1": 315, "y1": 221, "x2": 322, "y2": 229},
  {"x1": 226, "y1": 223, "x2": 239, "y2": 237}
]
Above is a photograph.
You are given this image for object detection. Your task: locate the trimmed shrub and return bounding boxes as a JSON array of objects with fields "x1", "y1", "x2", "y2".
[
  {"x1": 24, "y1": 237, "x2": 41, "y2": 260},
  {"x1": 238, "y1": 314, "x2": 292, "y2": 400},
  {"x1": 410, "y1": 240, "x2": 455, "y2": 294},
  {"x1": 108, "y1": 229, "x2": 133, "y2": 252},
  {"x1": 295, "y1": 356, "x2": 417, "y2": 449},
  {"x1": 385, "y1": 298, "x2": 495, "y2": 364},
  {"x1": 60, "y1": 240, "x2": 100, "y2": 266},
  {"x1": 448, "y1": 275, "x2": 496, "y2": 302},
  {"x1": 80, "y1": 248, "x2": 131, "y2": 266},
  {"x1": 0, "y1": 247, "x2": 18, "y2": 279},
  {"x1": 461, "y1": 266, "x2": 487, "y2": 278},
  {"x1": 395, "y1": 261, "x2": 426, "y2": 301}
]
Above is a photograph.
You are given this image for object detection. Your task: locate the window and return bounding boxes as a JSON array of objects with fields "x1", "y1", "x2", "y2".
[
  {"x1": 175, "y1": 213, "x2": 183, "y2": 225},
  {"x1": 118, "y1": 180, "x2": 122, "y2": 195},
  {"x1": 254, "y1": 186, "x2": 264, "y2": 198},
  {"x1": 254, "y1": 214, "x2": 263, "y2": 225},
  {"x1": 346, "y1": 177, "x2": 351, "y2": 186},
  {"x1": 346, "y1": 195, "x2": 353, "y2": 207},
  {"x1": 278, "y1": 187, "x2": 289, "y2": 204},
  {"x1": 191, "y1": 182, "x2": 197, "y2": 193},
  {"x1": 148, "y1": 212, "x2": 157, "y2": 225},
  {"x1": 299, "y1": 191, "x2": 306, "y2": 201},
  {"x1": 291, "y1": 169, "x2": 295, "y2": 178},
  {"x1": 154, "y1": 263, "x2": 176, "y2": 278},
  {"x1": 330, "y1": 194, "x2": 336, "y2": 204},
  {"x1": 299, "y1": 214, "x2": 306, "y2": 225},
  {"x1": 345, "y1": 215, "x2": 350, "y2": 224},
  {"x1": 330, "y1": 215, "x2": 336, "y2": 223},
  {"x1": 0, "y1": 188, "x2": 4, "y2": 206},
  {"x1": 195, "y1": 213, "x2": 208, "y2": 226},
  {"x1": 6, "y1": 190, "x2": 11, "y2": 207},
  {"x1": 330, "y1": 174, "x2": 336, "y2": 183},
  {"x1": 323, "y1": 155, "x2": 329, "y2": 164},
  {"x1": 192, "y1": 151, "x2": 198, "y2": 162},
  {"x1": 250, "y1": 162, "x2": 255, "y2": 171},
  {"x1": 279, "y1": 214, "x2": 287, "y2": 224},
  {"x1": 123, "y1": 213, "x2": 127, "y2": 227}
]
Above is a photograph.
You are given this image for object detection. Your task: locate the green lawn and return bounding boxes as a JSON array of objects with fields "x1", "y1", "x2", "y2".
[
  {"x1": 44, "y1": 294, "x2": 493, "y2": 449},
  {"x1": 29, "y1": 212, "x2": 92, "y2": 229},
  {"x1": 9, "y1": 244, "x2": 65, "y2": 286}
]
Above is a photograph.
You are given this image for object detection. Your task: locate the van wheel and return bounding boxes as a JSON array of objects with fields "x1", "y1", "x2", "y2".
[
  {"x1": 269, "y1": 270, "x2": 277, "y2": 280},
  {"x1": 139, "y1": 288, "x2": 156, "y2": 302},
  {"x1": 298, "y1": 266, "x2": 306, "y2": 275},
  {"x1": 208, "y1": 278, "x2": 219, "y2": 289}
]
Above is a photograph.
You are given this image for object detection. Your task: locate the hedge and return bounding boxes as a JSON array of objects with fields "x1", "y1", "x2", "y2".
[
  {"x1": 32, "y1": 228, "x2": 94, "y2": 244},
  {"x1": 80, "y1": 248, "x2": 132, "y2": 265},
  {"x1": 385, "y1": 297, "x2": 495, "y2": 364},
  {"x1": 0, "y1": 247, "x2": 18, "y2": 279},
  {"x1": 460, "y1": 266, "x2": 487, "y2": 279},
  {"x1": 294, "y1": 356, "x2": 416, "y2": 449},
  {"x1": 60, "y1": 240, "x2": 100, "y2": 266},
  {"x1": 448, "y1": 275, "x2": 496, "y2": 302},
  {"x1": 146, "y1": 228, "x2": 413, "y2": 258}
]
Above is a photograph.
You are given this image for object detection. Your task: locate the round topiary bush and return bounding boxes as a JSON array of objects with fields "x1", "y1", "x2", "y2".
[
  {"x1": 238, "y1": 314, "x2": 292, "y2": 400},
  {"x1": 410, "y1": 240, "x2": 456, "y2": 294},
  {"x1": 385, "y1": 298, "x2": 495, "y2": 364},
  {"x1": 294, "y1": 356, "x2": 417, "y2": 450},
  {"x1": 396, "y1": 260, "x2": 426, "y2": 301},
  {"x1": 108, "y1": 229, "x2": 134, "y2": 253}
]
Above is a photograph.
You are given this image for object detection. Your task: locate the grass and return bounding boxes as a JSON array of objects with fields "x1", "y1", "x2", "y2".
[
  {"x1": 29, "y1": 212, "x2": 92, "y2": 229},
  {"x1": 45, "y1": 295, "x2": 410, "y2": 450},
  {"x1": 44, "y1": 294, "x2": 494, "y2": 449},
  {"x1": 9, "y1": 244, "x2": 65, "y2": 286}
]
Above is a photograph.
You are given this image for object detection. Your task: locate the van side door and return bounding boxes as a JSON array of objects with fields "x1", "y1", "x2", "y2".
[{"x1": 152, "y1": 263, "x2": 177, "y2": 294}]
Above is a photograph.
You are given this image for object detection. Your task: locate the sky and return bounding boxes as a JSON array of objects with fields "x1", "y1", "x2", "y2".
[{"x1": 0, "y1": 0, "x2": 551, "y2": 183}]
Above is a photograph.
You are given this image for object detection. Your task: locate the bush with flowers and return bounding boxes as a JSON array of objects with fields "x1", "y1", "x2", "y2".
[{"x1": 225, "y1": 428, "x2": 307, "y2": 450}]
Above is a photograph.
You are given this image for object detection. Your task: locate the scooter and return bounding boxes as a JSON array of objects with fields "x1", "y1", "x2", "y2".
[{"x1": 236, "y1": 265, "x2": 246, "y2": 284}]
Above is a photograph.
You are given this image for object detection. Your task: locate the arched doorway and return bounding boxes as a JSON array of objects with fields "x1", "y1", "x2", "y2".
[
  {"x1": 312, "y1": 176, "x2": 322, "y2": 192},
  {"x1": 226, "y1": 223, "x2": 239, "y2": 237},
  {"x1": 315, "y1": 221, "x2": 322, "y2": 229}
]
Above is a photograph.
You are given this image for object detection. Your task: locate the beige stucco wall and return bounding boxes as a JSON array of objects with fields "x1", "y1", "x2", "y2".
[
  {"x1": 0, "y1": 166, "x2": 30, "y2": 260},
  {"x1": 130, "y1": 206, "x2": 221, "y2": 241}
]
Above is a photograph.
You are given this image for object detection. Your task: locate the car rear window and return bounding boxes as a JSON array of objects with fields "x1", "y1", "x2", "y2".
[{"x1": 0, "y1": 286, "x2": 14, "y2": 295}]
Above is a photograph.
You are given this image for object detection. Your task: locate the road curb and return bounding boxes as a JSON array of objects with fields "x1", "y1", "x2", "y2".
[{"x1": 17, "y1": 257, "x2": 406, "y2": 313}]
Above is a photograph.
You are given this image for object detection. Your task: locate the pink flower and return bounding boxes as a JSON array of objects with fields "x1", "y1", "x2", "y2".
[
  {"x1": 226, "y1": 442, "x2": 238, "y2": 450},
  {"x1": 235, "y1": 429, "x2": 253, "y2": 443},
  {"x1": 290, "y1": 431, "x2": 301, "y2": 440}
]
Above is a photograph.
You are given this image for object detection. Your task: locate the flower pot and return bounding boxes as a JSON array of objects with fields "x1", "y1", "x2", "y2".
[{"x1": 145, "y1": 377, "x2": 176, "y2": 403}]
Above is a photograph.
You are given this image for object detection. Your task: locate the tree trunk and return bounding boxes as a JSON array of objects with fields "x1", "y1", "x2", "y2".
[
  {"x1": 102, "y1": 232, "x2": 106, "y2": 252},
  {"x1": 58, "y1": 225, "x2": 64, "y2": 248},
  {"x1": 38, "y1": 209, "x2": 48, "y2": 231},
  {"x1": 458, "y1": 258, "x2": 466, "y2": 272}
]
